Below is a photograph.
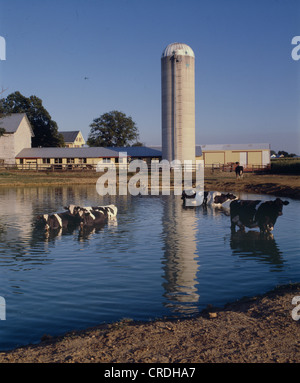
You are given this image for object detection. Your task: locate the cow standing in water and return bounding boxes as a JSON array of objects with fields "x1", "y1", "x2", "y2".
[
  {"x1": 235, "y1": 162, "x2": 244, "y2": 179},
  {"x1": 38, "y1": 204, "x2": 118, "y2": 233},
  {"x1": 65, "y1": 204, "x2": 118, "y2": 230},
  {"x1": 230, "y1": 198, "x2": 289, "y2": 234},
  {"x1": 38, "y1": 211, "x2": 80, "y2": 231},
  {"x1": 181, "y1": 190, "x2": 237, "y2": 209}
]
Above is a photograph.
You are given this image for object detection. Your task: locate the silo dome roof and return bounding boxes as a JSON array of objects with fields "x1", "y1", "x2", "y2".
[{"x1": 162, "y1": 42, "x2": 195, "y2": 58}]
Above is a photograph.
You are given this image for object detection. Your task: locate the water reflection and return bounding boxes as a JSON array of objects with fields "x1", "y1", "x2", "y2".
[
  {"x1": 230, "y1": 230, "x2": 285, "y2": 271},
  {"x1": 161, "y1": 196, "x2": 200, "y2": 314}
]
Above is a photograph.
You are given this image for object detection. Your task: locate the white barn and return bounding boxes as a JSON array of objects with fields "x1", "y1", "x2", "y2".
[{"x1": 0, "y1": 113, "x2": 34, "y2": 165}]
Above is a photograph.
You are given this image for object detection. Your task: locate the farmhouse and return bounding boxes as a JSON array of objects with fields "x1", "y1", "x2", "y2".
[
  {"x1": 0, "y1": 113, "x2": 34, "y2": 165},
  {"x1": 60, "y1": 131, "x2": 85, "y2": 148}
]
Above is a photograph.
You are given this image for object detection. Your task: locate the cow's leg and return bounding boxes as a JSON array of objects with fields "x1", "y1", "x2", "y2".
[{"x1": 230, "y1": 220, "x2": 236, "y2": 232}]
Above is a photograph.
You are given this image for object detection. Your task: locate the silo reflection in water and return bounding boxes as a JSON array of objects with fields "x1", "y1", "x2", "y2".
[{"x1": 161, "y1": 196, "x2": 200, "y2": 314}]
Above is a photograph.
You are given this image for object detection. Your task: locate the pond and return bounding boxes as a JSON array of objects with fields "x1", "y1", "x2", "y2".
[{"x1": 0, "y1": 186, "x2": 299, "y2": 350}]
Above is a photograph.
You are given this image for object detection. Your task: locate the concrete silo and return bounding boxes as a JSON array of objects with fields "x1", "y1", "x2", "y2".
[{"x1": 161, "y1": 42, "x2": 195, "y2": 164}]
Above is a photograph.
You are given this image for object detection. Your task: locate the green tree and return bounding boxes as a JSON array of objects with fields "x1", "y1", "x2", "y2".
[
  {"x1": 0, "y1": 87, "x2": 7, "y2": 136},
  {"x1": 0, "y1": 91, "x2": 64, "y2": 147},
  {"x1": 87, "y1": 110, "x2": 139, "y2": 147}
]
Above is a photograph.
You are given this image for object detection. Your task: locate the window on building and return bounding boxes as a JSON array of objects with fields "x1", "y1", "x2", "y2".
[
  {"x1": 54, "y1": 158, "x2": 62, "y2": 164},
  {"x1": 67, "y1": 158, "x2": 75, "y2": 164},
  {"x1": 43, "y1": 158, "x2": 51, "y2": 164},
  {"x1": 103, "y1": 158, "x2": 111, "y2": 163}
]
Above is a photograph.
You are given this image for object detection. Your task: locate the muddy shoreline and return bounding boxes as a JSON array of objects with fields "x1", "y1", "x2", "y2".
[{"x1": 0, "y1": 283, "x2": 299, "y2": 363}]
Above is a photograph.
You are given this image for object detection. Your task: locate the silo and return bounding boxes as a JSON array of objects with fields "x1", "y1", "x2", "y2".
[{"x1": 161, "y1": 42, "x2": 195, "y2": 164}]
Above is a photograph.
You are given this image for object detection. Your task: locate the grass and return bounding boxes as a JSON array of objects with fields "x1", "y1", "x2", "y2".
[{"x1": 270, "y1": 158, "x2": 300, "y2": 175}]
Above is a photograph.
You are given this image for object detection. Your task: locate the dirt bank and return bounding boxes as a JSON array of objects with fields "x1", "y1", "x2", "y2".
[
  {"x1": 0, "y1": 284, "x2": 299, "y2": 363},
  {"x1": 0, "y1": 171, "x2": 299, "y2": 199},
  {"x1": 204, "y1": 173, "x2": 300, "y2": 200}
]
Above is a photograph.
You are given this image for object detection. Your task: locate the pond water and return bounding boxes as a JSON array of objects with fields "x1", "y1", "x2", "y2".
[{"x1": 0, "y1": 186, "x2": 299, "y2": 350}]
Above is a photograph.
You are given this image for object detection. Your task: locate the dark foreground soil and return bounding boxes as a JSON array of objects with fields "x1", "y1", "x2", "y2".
[{"x1": 0, "y1": 284, "x2": 299, "y2": 363}]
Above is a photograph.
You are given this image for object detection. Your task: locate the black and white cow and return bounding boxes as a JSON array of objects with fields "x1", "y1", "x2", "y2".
[
  {"x1": 181, "y1": 189, "x2": 204, "y2": 206},
  {"x1": 230, "y1": 198, "x2": 289, "y2": 234},
  {"x1": 181, "y1": 190, "x2": 237, "y2": 208},
  {"x1": 203, "y1": 191, "x2": 237, "y2": 208},
  {"x1": 38, "y1": 211, "x2": 79, "y2": 231},
  {"x1": 235, "y1": 163, "x2": 244, "y2": 179},
  {"x1": 65, "y1": 204, "x2": 118, "y2": 229}
]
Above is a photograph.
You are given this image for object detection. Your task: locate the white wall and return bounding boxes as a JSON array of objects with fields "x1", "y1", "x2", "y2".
[{"x1": 0, "y1": 116, "x2": 32, "y2": 165}]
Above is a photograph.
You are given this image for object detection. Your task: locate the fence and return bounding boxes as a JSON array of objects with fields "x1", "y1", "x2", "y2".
[
  {"x1": 0, "y1": 162, "x2": 270, "y2": 173},
  {"x1": 206, "y1": 163, "x2": 271, "y2": 173}
]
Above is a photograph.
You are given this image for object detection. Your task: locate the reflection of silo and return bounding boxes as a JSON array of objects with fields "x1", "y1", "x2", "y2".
[
  {"x1": 162, "y1": 196, "x2": 200, "y2": 314},
  {"x1": 161, "y1": 42, "x2": 195, "y2": 163}
]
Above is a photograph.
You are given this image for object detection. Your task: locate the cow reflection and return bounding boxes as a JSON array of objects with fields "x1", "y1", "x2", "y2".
[{"x1": 230, "y1": 230, "x2": 284, "y2": 271}]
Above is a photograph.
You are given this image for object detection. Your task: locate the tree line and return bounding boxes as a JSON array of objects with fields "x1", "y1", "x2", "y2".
[{"x1": 0, "y1": 91, "x2": 141, "y2": 147}]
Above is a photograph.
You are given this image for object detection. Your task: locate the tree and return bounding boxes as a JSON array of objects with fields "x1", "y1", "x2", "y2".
[
  {"x1": 87, "y1": 110, "x2": 139, "y2": 147},
  {"x1": 0, "y1": 87, "x2": 8, "y2": 137},
  {"x1": 0, "y1": 91, "x2": 64, "y2": 147},
  {"x1": 278, "y1": 151, "x2": 289, "y2": 158}
]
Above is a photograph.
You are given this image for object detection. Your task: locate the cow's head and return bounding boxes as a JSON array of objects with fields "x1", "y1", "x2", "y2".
[
  {"x1": 36, "y1": 214, "x2": 50, "y2": 231},
  {"x1": 274, "y1": 198, "x2": 289, "y2": 216},
  {"x1": 226, "y1": 193, "x2": 237, "y2": 200}
]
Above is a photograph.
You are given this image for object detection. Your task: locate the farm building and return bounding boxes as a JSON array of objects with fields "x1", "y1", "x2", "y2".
[
  {"x1": 196, "y1": 143, "x2": 271, "y2": 169},
  {"x1": 60, "y1": 131, "x2": 85, "y2": 148},
  {"x1": 15, "y1": 146, "x2": 162, "y2": 170},
  {"x1": 0, "y1": 113, "x2": 34, "y2": 165}
]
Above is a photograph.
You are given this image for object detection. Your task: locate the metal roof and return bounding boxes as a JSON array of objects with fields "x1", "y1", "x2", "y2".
[
  {"x1": 0, "y1": 113, "x2": 34, "y2": 136},
  {"x1": 60, "y1": 131, "x2": 82, "y2": 142},
  {"x1": 108, "y1": 146, "x2": 162, "y2": 157},
  {"x1": 162, "y1": 42, "x2": 195, "y2": 58},
  {"x1": 16, "y1": 146, "x2": 163, "y2": 159},
  {"x1": 201, "y1": 143, "x2": 270, "y2": 151},
  {"x1": 195, "y1": 146, "x2": 202, "y2": 156},
  {"x1": 16, "y1": 147, "x2": 119, "y2": 159}
]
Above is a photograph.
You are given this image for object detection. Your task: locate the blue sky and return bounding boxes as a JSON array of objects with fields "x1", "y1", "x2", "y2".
[{"x1": 0, "y1": 0, "x2": 299, "y2": 153}]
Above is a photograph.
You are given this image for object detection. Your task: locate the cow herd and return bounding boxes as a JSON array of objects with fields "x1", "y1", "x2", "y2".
[
  {"x1": 37, "y1": 204, "x2": 118, "y2": 234},
  {"x1": 181, "y1": 190, "x2": 289, "y2": 235},
  {"x1": 36, "y1": 191, "x2": 289, "y2": 238}
]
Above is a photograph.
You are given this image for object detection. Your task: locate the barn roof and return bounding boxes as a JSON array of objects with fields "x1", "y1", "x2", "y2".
[
  {"x1": 108, "y1": 146, "x2": 162, "y2": 157},
  {"x1": 201, "y1": 143, "x2": 270, "y2": 151},
  {"x1": 16, "y1": 146, "x2": 162, "y2": 159},
  {"x1": 0, "y1": 113, "x2": 34, "y2": 136}
]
